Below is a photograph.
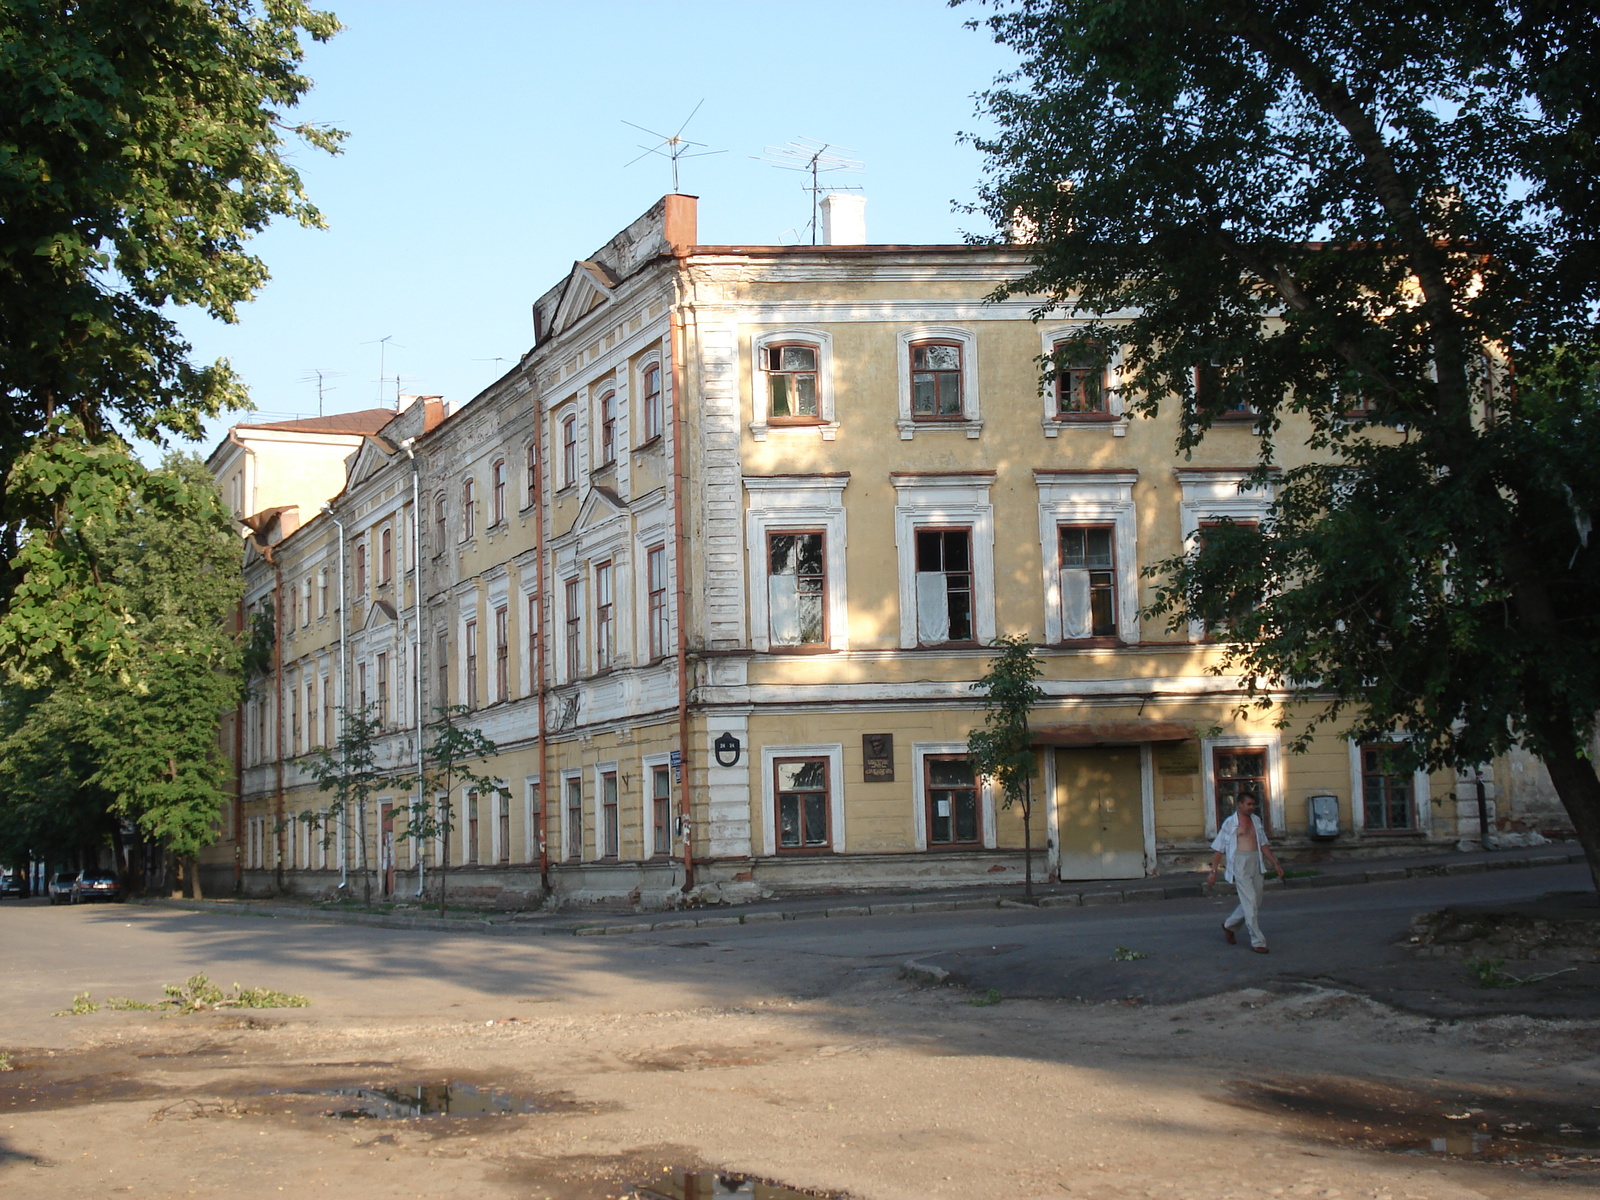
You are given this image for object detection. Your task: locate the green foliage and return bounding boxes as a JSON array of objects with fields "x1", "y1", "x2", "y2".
[
  {"x1": 407, "y1": 704, "x2": 500, "y2": 916},
  {"x1": 967, "y1": 0, "x2": 1600, "y2": 884},
  {"x1": 306, "y1": 702, "x2": 387, "y2": 903},
  {"x1": 969, "y1": 988, "x2": 1003, "y2": 1006},
  {"x1": 1465, "y1": 957, "x2": 1576, "y2": 989},
  {"x1": 0, "y1": 0, "x2": 341, "y2": 675},
  {"x1": 1111, "y1": 946, "x2": 1148, "y2": 962},
  {"x1": 0, "y1": 451, "x2": 243, "y2": 866},
  {"x1": 967, "y1": 635, "x2": 1044, "y2": 810},
  {"x1": 0, "y1": 1051, "x2": 13, "y2": 1071},
  {"x1": 53, "y1": 991, "x2": 98, "y2": 1016}
]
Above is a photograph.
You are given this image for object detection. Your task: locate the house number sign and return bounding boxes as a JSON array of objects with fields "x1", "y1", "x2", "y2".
[{"x1": 862, "y1": 733, "x2": 894, "y2": 782}]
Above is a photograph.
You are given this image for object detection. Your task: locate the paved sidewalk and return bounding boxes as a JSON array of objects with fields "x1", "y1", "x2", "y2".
[{"x1": 149, "y1": 841, "x2": 1589, "y2": 937}]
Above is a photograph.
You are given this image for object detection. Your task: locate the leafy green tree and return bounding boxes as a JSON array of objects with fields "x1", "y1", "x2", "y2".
[
  {"x1": 305, "y1": 703, "x2": 386, "y2": 906},
  {"x1": 0, "y1": 0, "x2": 341, "y2": 671},
  {"x1": 968, "y1": 0, "x2": 1600, "y2": 890},
  {"x1": 969, "y1": 635, "x2": 1046, "y2": 898},
  {"x1": 0, "y1": 450, "x2": 243, "y2": 892},
  {"x1": 405, "y1": 705, "x2": 499, "y2": 917}
]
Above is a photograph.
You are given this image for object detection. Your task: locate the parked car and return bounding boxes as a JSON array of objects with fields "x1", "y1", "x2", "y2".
[
  {"x1": 72, "y1": 871, "x2": 122, "y2": 903},
  {"x1": 0, "y1": 871, "x2": 26, "y2": 899},
  {"x1": 48, "y1": 873, "x2": 77, "y2": 905}
]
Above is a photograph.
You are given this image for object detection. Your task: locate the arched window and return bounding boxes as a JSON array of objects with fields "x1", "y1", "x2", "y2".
[
  {"x1": 434, "y1": 494, "x2": 447, "y2": 555},
  {"x1": 599, "y1": 391, "x2": 617, "y2": 465},
  {"x1": 641, "y1": 363, "x2": 663, "y2": 441},
  {"x1": 561, "y1": 414, "x2": 578, "y2": 487}
]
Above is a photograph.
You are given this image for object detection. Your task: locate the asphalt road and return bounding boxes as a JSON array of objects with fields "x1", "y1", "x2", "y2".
[{"x1": 4, "y1": 861, "x2": 1592, "y2": 1039}]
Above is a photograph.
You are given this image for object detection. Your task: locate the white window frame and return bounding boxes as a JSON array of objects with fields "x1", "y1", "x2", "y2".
[
  {"x1": 523, "y1": 776, "x2": 542, "y2": 864},
  {"x1": 1346, "y1": 738, "x2": 1433, "y2": 836},
  {"x1": 1034, "y1": 471, "x2": 1140, "y2": 645},
  {"x1": 1201, "y1": 732, "x2": 1285, "y2": 838},
  {"x1": 561, "y1": 769, "x2": 584, "y2": 861},
  {"x1": 911, "y1": 742, "x2": 996, "y2": 851},
  {"x1": 896, "y1": 325, "x2": 981, "y2": 440},
  {"x1": 892, "y1": 473, "x2": 996, "y2": 649},
  {"x1": 743, "y1": 475, "x2": 850, "y2": 652},
  {"x1": 1038, "y1": 323, "x2": 1128, "y2": 437},
  {"x1": 636, "y1": 354, "x2": 666, "y2": 443},
  {"x1": 749, "y1": 327, "x2": 838, "y2": 442},
  {"x1": 1176, "y1": 469, "x2": 1273, "y2": 642},
  {"x1": 759, "y1": 742, "x2": 846, "y2": 856},
  {"x1": 592, "y1": 761, "x2": 620, "y2": 859},
  {"x1": 641, "y1": 751, "x2": 674, "y2": 858}
]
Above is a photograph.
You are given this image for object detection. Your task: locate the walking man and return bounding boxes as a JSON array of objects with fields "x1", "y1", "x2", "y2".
[{"x1": 1206, "y1": 792, "x2": 1284, "y2": 953}]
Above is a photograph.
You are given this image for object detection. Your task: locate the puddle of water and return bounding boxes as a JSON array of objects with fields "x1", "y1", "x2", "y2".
[
  {"x1": 636, "y1": 1169, "x2": 836, "y2": 1199},
  {"x1": 278, "y1": 1081, "x2": 545, "y2": 1119}
]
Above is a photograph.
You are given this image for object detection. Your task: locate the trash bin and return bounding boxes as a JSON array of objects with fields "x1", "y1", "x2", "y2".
[{"x1": 1307, "y1": 793, "x2": 1340, "y2": 841}]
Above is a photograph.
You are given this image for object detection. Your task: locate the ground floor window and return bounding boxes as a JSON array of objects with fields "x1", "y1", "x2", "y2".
[
  {"x1": 1212, "y1": 747, "x2": 1269, "y2": 830},
  {"x1": 601, "y1": 771, "x2": 619, "y2": 858},
  {"x1": 1360, "y1": 743, "x2": 1414, "y2": 830},
  {"x1": 925, "y1": 755, "x2": 980, "y2": 846},
  {"x1": 498, "y1": 791, "x2": 511, "y2": 863},
  {"x1": 775, "y1": 757, "x2": 831, "y2": 851},
  {"x1": 565, "y1": 776, "x2": 583, "y2": 860},
  {"x1": 466, "y1": 790, "x2": 479, "y2": 865},
  {"x1": 651, "y1": 765, "x2": 672, "y2": 857}
]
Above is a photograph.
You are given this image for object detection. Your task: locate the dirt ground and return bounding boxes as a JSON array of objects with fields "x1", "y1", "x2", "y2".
[{"x1": 3, "y1": 894, "x2": 1599, "y2": 1200}]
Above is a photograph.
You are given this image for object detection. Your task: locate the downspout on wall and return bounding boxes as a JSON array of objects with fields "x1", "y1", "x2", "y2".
[
  {"x1": 532, "y1": 397, "x2": 551, "y2": 895},
  {"x1": 669, "y1": 253, "x2": 695, "y2": 891}
]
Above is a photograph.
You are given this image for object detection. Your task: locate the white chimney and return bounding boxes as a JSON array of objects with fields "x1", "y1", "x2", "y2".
[{"x1": 820, "y1": 193, "x2": 867, "y2": 245}]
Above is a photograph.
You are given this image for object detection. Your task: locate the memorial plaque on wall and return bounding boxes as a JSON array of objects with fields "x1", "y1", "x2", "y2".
[
  {"x1": 862, "y1": 733, "x2": 895, "y2": 781},
  {"x1": 1155, "y1": 740, "x2": 1202, "y2": 776}
]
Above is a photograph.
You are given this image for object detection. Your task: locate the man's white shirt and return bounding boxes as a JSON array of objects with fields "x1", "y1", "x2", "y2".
[{"x1": 1210, "y1": 813, "x2": 1270, "y2": 884}]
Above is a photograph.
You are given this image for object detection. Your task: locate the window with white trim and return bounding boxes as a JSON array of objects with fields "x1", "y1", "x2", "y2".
[
  {"x1": 914, "y1": 530, "x2": 974, "y2": 645},
  {"x1": 749, "y1": 328, "x2": 837, "y2": 441},
  {"x1": 895, "y1": 326, "x2": 980, "y2": 439},
  {"x1": 1176, "y1": 470, "x2": 1273, "y2": 642},
  {"x1": 563, "y1": 773, "x2": 583, "y2": 860},
  {"x1": 1034, "y1": 471, "x2": 1139, "y2": 645},
  {"x1": 893, "y1": 473, "x2": 996, "y2": 649},
  {"x1": 640, "y1": 361, "x2": 664, "y2": 442},
  {"x1": 646, "y1": 544, "x2": 669, "y2": 660},
  {"x1": 744, "y1": 475, "x2": 849, "y2": 652}
]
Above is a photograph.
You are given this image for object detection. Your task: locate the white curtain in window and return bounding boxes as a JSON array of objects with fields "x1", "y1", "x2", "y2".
[
  {"x1": 1060, "y1": 568, "x2": 1093, "y2": 639},
  {"x1": 769, "y1": 573, "x2": 801, "y2": 644},
  {"x1": 916, "y1": 572, "x2": 950, "y2": 644}
]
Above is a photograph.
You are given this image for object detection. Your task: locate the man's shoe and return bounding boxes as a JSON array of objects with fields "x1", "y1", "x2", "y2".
[
  {"x1": 1222, "y1": 924, "x2": 1237, "y2": 945},
  {"x1": 1251, "y1": 945, "x2": 1270, "y2": 954}
]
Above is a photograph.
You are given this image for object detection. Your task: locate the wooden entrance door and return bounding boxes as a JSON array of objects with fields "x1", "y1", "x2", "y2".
[{"x1": 1054, "y1": 747, "x2": 1145, "y2": 879}]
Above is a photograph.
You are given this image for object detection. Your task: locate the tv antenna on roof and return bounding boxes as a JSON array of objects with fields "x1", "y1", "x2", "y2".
[
  {"x1": 297, "y1": 368, "x2": 343, "y2": 418},
  {"x1": 623, "y1": 100, "x2": 725, "y2": 193},
  {"x1": 361, "y1": 335, "x2": 404, "y2": 405},
  {"x1": 754, "y1": 137, "x2": 864, "y2": 244}
]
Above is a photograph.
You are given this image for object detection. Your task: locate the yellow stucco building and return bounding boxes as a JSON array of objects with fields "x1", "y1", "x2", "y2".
[{"x1": 205, "y1": 195, "x2": 1517, "y2": 906}]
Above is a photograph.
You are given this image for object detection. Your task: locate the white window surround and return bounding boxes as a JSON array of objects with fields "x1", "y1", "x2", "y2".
[
  {"x1": 759, "y1": 742, "x2": 846, "y2": 857},
  {"x1": 560, "y1": 769, "x2": 584, "y2": 861},
  {"x1": 1201, "y1": 733, "x2": 1286, "y2": 838},
  {"x1": 1176, "y1": 469, "x2": 1274, "y2": 642},
  {"x1": 632, "y1": 502, "x2": 671, "y2": 662},
  {"x1": 634, "y1": 353, "x2": 665, "y2": 445},
  {"x1": 896, "y1": 325, "x2": 982, "y2": 440},
  {"x1": 749, "y1": 327, "x2": 838, "y2": 442},
  {"x1": 1346, "y1": 739, "x2": 1433, "y2": 837},
  {"x1": 1034, "y1": 471, "x2": 1140, "y2": 645},
  {"x1": 911, "y1": 742, "x2": 997, "y2": 851},
  {"x1": 641, "y1": 752, "x2": 674, "y2": 858},
  {"x1": 591, "y1": 761, "x2": 620, "y2": 858},
  {"x1": 743, "y1": 475, "x2": 850, "y2": 652},
  {"x1": 524, "y1": 776, "x2": 541, "y2": 863},
  {"x1": 1038, "y1": 324, "x2": 1128, "y2": 438},
  {"x1": 892, "y1": 473, "x2": 997, "y2": 649}
]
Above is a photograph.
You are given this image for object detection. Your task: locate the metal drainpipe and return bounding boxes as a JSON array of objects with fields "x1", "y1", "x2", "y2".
[
  {"x1": 322, "y1": 504, "x2": 349, "y2": 891},
  {"x1": 669, "y1": 255, "x2": 695, "y2": 891},
  {"x1": 402, "y1": 439, "x2": 426, "y2": 897},
  {"x1": 532, "y1": 409, "x2": 551, "y2": 895},
  {"x1": 260, "y1": 543, "x2": 286, "y2": 894}
]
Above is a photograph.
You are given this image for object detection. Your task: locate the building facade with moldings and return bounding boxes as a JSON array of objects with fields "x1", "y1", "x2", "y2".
[{"x1": 205, "y1": 195, "x2": 1551, "y2": 905}]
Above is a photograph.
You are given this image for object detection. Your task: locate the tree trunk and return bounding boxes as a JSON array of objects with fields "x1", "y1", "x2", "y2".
[
  {"x1": 1530, "y1": 721, "x2": 1600, "y2": 896},
  {"x1": 189, "y1": 856, "x2": 203, "y2": 900},
  {"x1": 439, "y1": 828, "x2": 449, "y2": 918}
]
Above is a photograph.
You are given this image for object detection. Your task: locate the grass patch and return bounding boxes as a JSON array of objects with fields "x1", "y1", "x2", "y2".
[
  {"x1": 969, "y1": 988, "x2": 1003, "y2": 1007},
  {"x1": 0, "y1": 1051, "x2": 13, "y2": 1071},
  {"x1": 1465, "y1": 957, "x2": 1576, "y2": 989},
  {"x1": 1111, "y1": 946, "x2": 1148, "y2": 962},
  {"x1": 54, "y1": 974, "x2": 309, "y2": 1016}
]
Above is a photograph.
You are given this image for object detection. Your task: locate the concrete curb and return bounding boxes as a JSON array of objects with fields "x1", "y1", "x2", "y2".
[{"x1": 147, "y1": 849, "x2": 1587, "y2": 938}]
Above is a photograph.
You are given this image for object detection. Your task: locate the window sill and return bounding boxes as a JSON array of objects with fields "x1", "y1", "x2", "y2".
[
  {"x1": 774, "y1": 847, "x2": 835, "y2": 856},
  {"x1": 924, "y1": 842, "x2": 985, "y2": 852},
  {"x1": 764, "y1": 645, "x2": 836, "y2": 655},
  {"x1": 898, "y1": 417, "x2": 982, "y2": 441},
  {"x1": 590, "y1": 461, "x2": 618, "y2": 478},
  {"x1": 1057, "y1": 637, "x2": 1123, "y2": 649},
  {"x1": 912, "y1": 641, "x2": 980, "y2": 651},
  {"x1": 633, "y1": 435, "x2": 663, "y2": 453},
  {"x1": 1043, "y1": 415, "x2": 1127, "y2": 438},
  {"x1": 750, "y1": 419, "x2": 838, "y2": 442},
  {"x1": 1358, "y1": 827, "x2": 1425, "y2": 837}
]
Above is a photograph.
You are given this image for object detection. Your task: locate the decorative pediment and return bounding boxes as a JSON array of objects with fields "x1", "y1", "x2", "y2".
[
  {"x1": 362, "y1": 598, "x2": 398, "y2": 629},
  {"x1": 575, "y1": 484, "x2": 627, "y2": 533},
  {"x1": 551, "y1": 260, "x2": 620, "y2": 335},
  {"x1": 344, "y1": 436, "x2": 397, "y2": 490}
]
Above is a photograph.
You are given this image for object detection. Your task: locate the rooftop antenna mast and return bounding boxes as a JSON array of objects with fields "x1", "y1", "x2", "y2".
[
  {"x1": 297, "y1": 368, "x2": 343, "y2": 418},
  {"x1": 623, "y1": 100, "x2": 725, "y2": 193},
  {"x1": 755, "y1": 138, "x2": 864, "y2": 244},
  {"x1": 361, "y1": 335, "x2": 404, "y2": 406}
]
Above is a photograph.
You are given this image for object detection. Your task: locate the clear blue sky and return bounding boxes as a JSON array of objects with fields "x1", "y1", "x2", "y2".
[{"x1": 181, "y1": 0, "x2": 1018, "y2": 457}]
